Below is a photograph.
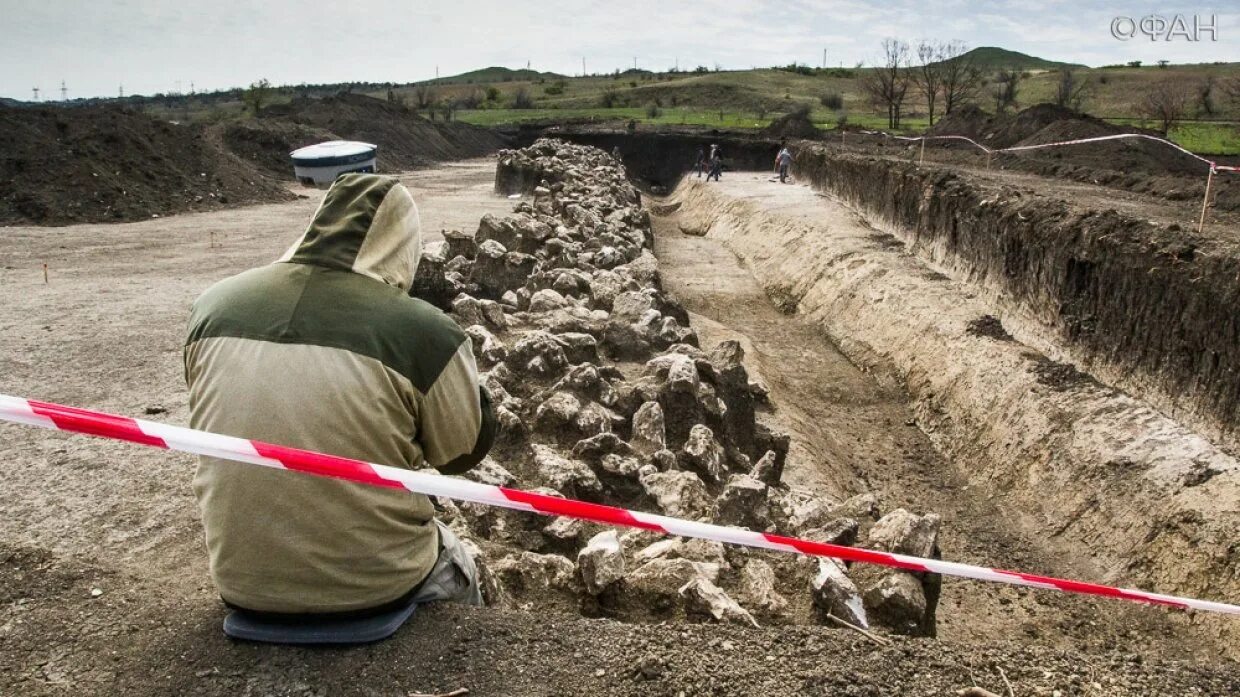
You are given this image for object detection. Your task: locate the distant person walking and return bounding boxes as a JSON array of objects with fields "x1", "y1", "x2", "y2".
[
  {"x1": 693, "y1": 146, "x2": 706, "y2": 178},
  {"x1": 775, "y1": 146, "x2": 794, "y2": 183},
  {"x1": 706, "y1": 144, "x2": 723, "y2": 182}
]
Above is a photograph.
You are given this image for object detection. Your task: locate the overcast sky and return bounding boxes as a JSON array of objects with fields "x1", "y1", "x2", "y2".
[{"x1": 2, "y1": 1, "x2": 1236, "y2": 100}]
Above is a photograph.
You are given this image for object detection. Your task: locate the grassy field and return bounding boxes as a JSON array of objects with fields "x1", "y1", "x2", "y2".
[
  {"x1": 127, "y1": 50, "x2": 1240, "y2": 156},
  {"x1": 455, "y1": 106, "x2": 1238, "y2": 155},
  {"x1": 412, "y1": 61, "x2": 1240, "y2": 154}
]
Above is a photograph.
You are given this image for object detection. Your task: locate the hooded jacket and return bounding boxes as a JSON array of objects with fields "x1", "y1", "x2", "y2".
[{"x1": 185, "y1": 173, "x2": 495, "y2": 614}]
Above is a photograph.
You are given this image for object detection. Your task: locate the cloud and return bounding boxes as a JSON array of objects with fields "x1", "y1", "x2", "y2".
[{"x1": 0, "y1": 0, "x2": 1235, "y2": 99}]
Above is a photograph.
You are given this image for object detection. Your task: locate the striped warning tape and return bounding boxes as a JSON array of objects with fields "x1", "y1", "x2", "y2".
[
  {"x1": 856, "y1": 129, "x2": 1234, "y2": 174},
  {"x1": 1, "y1": 393, "x2": 1238, "y2": 616}
]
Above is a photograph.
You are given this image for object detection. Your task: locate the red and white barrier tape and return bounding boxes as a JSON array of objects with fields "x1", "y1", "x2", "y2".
[
  {"x1": 2, "y1": 393, "x2": 1239, "y2": 616},
  {"x1": 857, "y1": 129, "x2": 1234, "y2": 174}
]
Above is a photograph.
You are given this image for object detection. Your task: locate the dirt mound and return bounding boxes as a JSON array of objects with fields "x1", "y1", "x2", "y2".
[
  {"x1": 213, "y1": 120, "x2": 337, "y2": 179},
  {"x1": 760, "y1": 111, "x2": 819, "y2": 139},
  {"x1": 1013, "y1": 116, "x2": 1204, "y2": 176},
  {"x1": 0, "y1": 105, "x2": 294, "y2": 226},
  {"x1": 931, "y1": 103, "x2": 1088, "y2": 148},
  {"x1": 927, "y1": 104, "x2": 997, "y2": 143},
  {"x1": 259, "y1": 93, "x2": 508, "y2": 172},
  {"x1": 931, "y1": 103, "x2": 1205, "y2": 176},
  {"x1": 985, "y1": 103, "x2": 1084, "y2": 148}
]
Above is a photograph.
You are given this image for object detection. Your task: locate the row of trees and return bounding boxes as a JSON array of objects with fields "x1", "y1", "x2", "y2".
[
  {"x1": 1136, "y1": 77, "x2": 1240, "y2": 134},
  {"x1": 860, "y1": 40, "x2": 984, "y2": 129},
  {"x1": 859, "y1": 39, "x2": 1240, "y2": 135}
]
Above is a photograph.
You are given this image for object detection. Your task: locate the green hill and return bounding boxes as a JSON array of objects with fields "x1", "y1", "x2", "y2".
[
  {"x1": 952, "y1": 46, "x2": 1087, "y2": 71},
  {"x1": 422, "y1": 66, "x2": 566, "y2": 85}
]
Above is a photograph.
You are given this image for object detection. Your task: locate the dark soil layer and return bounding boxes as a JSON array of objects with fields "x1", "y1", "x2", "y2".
[
  {"x1": 4, "y1": 543, "x2": 1238, "y2": 696},
  {"x1": 0, "y1": 95, "x2": 511, "y2": 226},
  {"x1": 213, "y1": 120, "x2": 338, "y2": 178},
  {"x1": 926, "y1": 103, "x2": 1235, "y2": 210},
  {"x1": 535, "y1": 128, "x2": 778, "y2": 191},
  {"x1": 930, "y1": 103, "x2": 1203, "y2": 175},
  {"x1": 759, "y1": 111, "x2": 819, "y2": 140},
  {"x1": 0, "y1": 105, "x2": 295, "y2": 226},
  {"x1": 256, "y1": 93, "x2": 509, "y2": 173},
  {"x1": 965, "y1": 315, "x2": 1014, "y2": 342}
]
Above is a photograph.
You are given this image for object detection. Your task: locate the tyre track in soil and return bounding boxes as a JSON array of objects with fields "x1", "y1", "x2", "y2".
[{"x1": 648, "y1": 187, "x2": 1219, "y2": 662}]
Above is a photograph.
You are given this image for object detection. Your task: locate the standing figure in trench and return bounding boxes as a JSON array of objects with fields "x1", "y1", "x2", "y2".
[
  {"x1": 706, "y1": 144, "x2": 724, "y2": 182},
  {"x1": 693, "y1": 145, "x2": 706, "y2": 178},
  {"x1": 185, "y1": 173, "x2": 496, "y2": 644},
  {"x1": 775, "y1": 146, "x2": 795, "y2": 183}
]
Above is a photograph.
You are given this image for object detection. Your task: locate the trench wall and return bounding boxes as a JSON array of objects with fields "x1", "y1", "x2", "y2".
[
  {"x1": 793, "y1": 148, "x2": 1240, "y2": 454},
  {"x1": 539, "y1": 130, "x2": 779, "y2": 190},
  {"x1": 669, "y1": 179, "x2": 1240, "y2": 655},
  {"x1": 544, "y1": 130, "x2": 1240, "y2": 451}
]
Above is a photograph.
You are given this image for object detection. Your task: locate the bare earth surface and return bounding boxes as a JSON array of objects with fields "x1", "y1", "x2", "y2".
[{"x1": 1, "y1": 159, "x2": 1238, "y2": 696}]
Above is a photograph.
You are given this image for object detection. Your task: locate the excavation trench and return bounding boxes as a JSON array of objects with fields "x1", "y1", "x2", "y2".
[
  {"x1": 656, "y1": 171, "x2": 1240, "y2": 659},
  {"x1": 3, "y1": 147, "x2": 1239, "y2": 693}
]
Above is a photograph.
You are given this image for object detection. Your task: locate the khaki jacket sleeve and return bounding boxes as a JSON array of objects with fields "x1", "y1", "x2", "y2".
[{"x1": 419, "y1": 340, "x2": 497, "y2": 474}]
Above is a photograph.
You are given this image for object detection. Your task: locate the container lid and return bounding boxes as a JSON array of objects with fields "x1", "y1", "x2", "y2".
[{"x1": 290, "y1": 140, "x2": 377, "y2": 166}]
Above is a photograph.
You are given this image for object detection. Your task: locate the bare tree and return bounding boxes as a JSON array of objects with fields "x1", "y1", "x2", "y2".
[
  {"x1": 439, "y1": 98, "x2": 457, "y2": 122},
  {"x1": 910, "y1": 41, "x2": 944, "y2": 125},
  {"x1": 860, "y1": 38, "x2": 911, "y2": 129},
  {"x1": 1054, "y1": 69, "x2": 1092, "y2": 111},
  {"x1": 990, "y1": 68, "x2": 1023, "y2": 113},
  {"x1": 413, "y1": 84, "x2": 436, "y2": 110},
  {"x1": 242, "y1": 78, "x2": 272, "y2": 115},
  {"x1": 1138, "y1": 79, "x2": 1191, "y2": 135},
  {"x1": 1197, "y1": 76, "x2": 1217, "y2": 117},
  {"x1": 938, "y1": 41, "x2": 981, "y2": 114},
  {"x1": 511, "y1": 87, "x2": 534, "y2": 109}
]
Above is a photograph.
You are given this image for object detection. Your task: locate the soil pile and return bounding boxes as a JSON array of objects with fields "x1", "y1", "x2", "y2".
[
  {"x1": 213, "y1": 120, "x2": 337, "y2": 179},
  {"x1": 760, "y1": 111, "x2": 819, "y2": 139},
  {"x1": 927, "y1": 104, "x2": 997, "y2": 143},
  {"x1": 930, "y1": 102, "x2": 1206, "y2": 176},
  {"x1": 0, "y1": 105, "x2": 294, "y2": 226},
  {"x1": 257, "y1": 93, "x2": 508, "y2": 172},
  {"x1": 410, "y1": 139, "x2": 944, "y2": 636}
]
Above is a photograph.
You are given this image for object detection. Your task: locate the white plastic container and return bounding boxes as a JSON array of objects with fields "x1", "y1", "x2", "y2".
[{"x1": 290, "y1": 141, "x2": 378, "y2": 186}]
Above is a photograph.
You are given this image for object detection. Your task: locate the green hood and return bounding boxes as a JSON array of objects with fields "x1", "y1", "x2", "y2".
[{"x1": 278, "y1": 173, "x2": 422, "y2": 291}]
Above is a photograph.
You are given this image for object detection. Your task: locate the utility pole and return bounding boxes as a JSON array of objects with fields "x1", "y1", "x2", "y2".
[
  {"x1": 190, "y1": 81, "x2": 195, "y2": 95},
  {"x1": 119, "y1": 84, "x2": 124, "y2": 98},
  {"x1": 60, "y1": 80, "x2": 67, "y2": 101},
  {"x1": 32, "y1": 87, "x2": 40, "y2": 101}
]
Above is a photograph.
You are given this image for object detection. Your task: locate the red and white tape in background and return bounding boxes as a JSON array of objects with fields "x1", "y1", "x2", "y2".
[
  {"x1": 859, "y1": 130, "x2": 1236, "y2": 175},
  {"x1": 2, "y1": 393, "x2": 1239, "y2": 617}
]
